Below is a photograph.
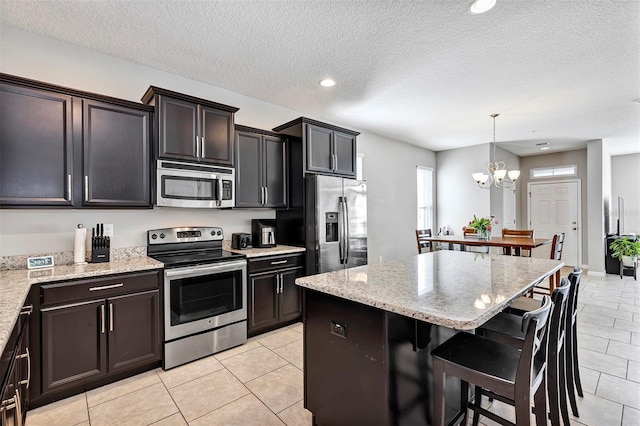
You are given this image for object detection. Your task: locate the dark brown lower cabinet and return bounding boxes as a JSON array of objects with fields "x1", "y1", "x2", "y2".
[
  {"x1": 247, "y1": 253, "x2": 304, "y2": 336},
  {"x1": 39, "y1": 271, "x2": 161, "y2": 398},
  {"x1": 0, "y1": 299, "x2": 32, "y2": 426}
]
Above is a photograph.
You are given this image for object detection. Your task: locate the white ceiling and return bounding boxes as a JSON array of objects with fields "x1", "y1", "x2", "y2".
[{"x1": 1, "y1": 1, "x2": 639, "y2": 156}]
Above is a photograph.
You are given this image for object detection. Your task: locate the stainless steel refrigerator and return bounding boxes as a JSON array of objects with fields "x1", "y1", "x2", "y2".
[{"x1": 305, "y1": 175, "x2": 368, "y2": 274}]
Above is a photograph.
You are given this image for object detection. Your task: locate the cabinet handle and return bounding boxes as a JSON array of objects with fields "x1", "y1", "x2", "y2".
[
  {"x1": 195, "y1": 136, "x2": 200, "y2": 158},
  {"x1": 109, "y1": 303, "x2": 114, "y2": 332},
  {"x1": 89, "y1": 283, "x2": 124, "y2": 292},
  {"x1": 20, "y1": 305, "x2": 33, "y2": 316},
  {"x1": 17, "y1": 348, "x2": 30, "y2": 389},
  {"x1": 67, "y1": 174, "x2": 72, "y2": 201},
  {"x1": 280, "y1": 275, "x2": 284, "y2": 293},
  {"x1": 84, "y1": 176, "x2": 89, "y2": 202},
  {"x1": 15, "y1": 389, "x2": 22, "y2": 426},
  {"x1": 270, "y1": 260, "x2": 288, "y2": 265},
  {"x1": 264, "y1": 187, "x2": 268, "y2": 205},
  {"x1": 100, "y1": 305, "x2": 105, "y2": 334},
  {"x1": 201, "y1": 137, "x2": 205, "y2": 158}
]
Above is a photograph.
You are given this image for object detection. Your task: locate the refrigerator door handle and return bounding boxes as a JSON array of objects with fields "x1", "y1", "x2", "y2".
[
  {"x1": 338, "y1": 197, "x2": 346, "y2": 264},
  {"x1": 344, "y1": 198, "x2": 350, "y2": 262}
]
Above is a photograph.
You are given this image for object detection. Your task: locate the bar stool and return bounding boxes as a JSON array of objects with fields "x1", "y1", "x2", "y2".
[
  {"x1": 478, "y1": 279, "x2": 571, "y2": 426},
  {"x1": 431, "y1": 297, "x2": 552, "y2": 426},
  {"x1": 508, "y1": 267, "x2": 583, "y2": 418}
]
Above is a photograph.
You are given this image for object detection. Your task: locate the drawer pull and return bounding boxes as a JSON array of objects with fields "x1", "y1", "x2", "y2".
[
  {"x1": 89, "y1": 283, "x2": 124, "y2": 292},
  {"x1": 20, "y1": 305, "x2": 33, "y2": 316},
  {"x1": 270, "y1": 260, "x2": 288, "y2": 265}
]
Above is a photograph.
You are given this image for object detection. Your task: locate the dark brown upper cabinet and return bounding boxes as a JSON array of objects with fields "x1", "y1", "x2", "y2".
[
  {"x1": 0, "y1": 73, "x2": 153, "y2": 209},
  {"x1": 273, "y1": 117, "x2": 359, "y2": 178},
  {"x1": 0, "y1": 80, "x2": 74, "y2": 207},
  {"x1": 82, "y1": 99, "x2": 151, "y2": 207},
  {"x1": 235, "y1": 125, "x2": 287, "y2": 208},
  {"x1": 142, "y1": 86, "x2": 238, "y2": 166}
]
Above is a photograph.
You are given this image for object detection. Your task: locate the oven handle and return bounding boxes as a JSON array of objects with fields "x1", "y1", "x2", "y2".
[{"x1": 165, "y1": 260, "x2": 247, "y2": 278}]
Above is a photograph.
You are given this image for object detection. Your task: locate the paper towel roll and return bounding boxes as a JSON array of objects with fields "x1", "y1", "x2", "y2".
[{"x1": 74, "y1": 225, "x2": 87, "y2": 265}]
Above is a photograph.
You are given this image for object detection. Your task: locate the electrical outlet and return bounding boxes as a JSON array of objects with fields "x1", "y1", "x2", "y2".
[{"x1": 103, "y1": 224, "x2": 114, "y2": 237}]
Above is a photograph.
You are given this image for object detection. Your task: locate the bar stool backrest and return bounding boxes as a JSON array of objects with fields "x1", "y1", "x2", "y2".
[
  {"x1": 551, "y1": 233, "x2": 565, "y2": 260},
  {"x1": 566, "y1": 267, "x2": 582, "y2": 328},
  {"x1": 518, "y1": 297, "x2": 553, "y2": 390}
]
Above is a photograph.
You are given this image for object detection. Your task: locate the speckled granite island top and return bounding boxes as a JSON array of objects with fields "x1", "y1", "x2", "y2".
[
  {"x1": 0, "y1": 257, "x2": 163, "y2": 355},
  {"x1": 295, "y1": 250, "x2": 564, "y2": 330},
  {"x1": 222, "y1": 241, "x2": 305, "y2": 258}
]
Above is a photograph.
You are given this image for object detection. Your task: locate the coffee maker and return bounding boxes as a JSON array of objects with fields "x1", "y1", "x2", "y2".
[{"x1": 252, "y1": 219, "x2": 277, "y2": 248}]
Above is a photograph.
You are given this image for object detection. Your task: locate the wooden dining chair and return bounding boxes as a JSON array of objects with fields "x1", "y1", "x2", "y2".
[
  {"x1": 463, "y1": 229, "x2": 489, "y2": 253},
  {"x1": 529, "y1": 233, "x2": 565, "y2": 296},
  {"x1": 415, "y1": 229, "x2": 432, "y2": 253},
  {"x1": 501, "y1": 228, "x2": 534, "y2": 257}
]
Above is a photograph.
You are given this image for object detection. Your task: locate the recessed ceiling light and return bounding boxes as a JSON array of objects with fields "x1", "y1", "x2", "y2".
[
  {"x1": 468, "y1": 0, "x2": 496, "y2": 14},
  {"x1": 319, "y1": 79, "x2": 336, "y2": 87}
]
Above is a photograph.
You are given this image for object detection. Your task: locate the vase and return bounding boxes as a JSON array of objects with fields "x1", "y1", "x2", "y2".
[{"x1": 477, "y1": 229, "x2": 490, "y2": 239}]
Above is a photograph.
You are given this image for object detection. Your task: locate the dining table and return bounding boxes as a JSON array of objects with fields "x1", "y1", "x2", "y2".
[
  {"x1": 425, "y1": 234, "x2": 559, "y2": 293},
  {"x1": 296, "y1": 250, "x2": 564, "y2": 425}
]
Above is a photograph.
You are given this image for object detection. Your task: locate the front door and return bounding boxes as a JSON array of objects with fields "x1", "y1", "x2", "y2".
[{"x1": 528, "y1": 180, "x2": 580, "y2": 266}]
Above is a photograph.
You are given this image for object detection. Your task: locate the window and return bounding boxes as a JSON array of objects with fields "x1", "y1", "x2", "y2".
[
  {"x1": 530, "y1": 165, "x2": 577, "y2": 179},
  {"x1": 417, "y1": 167, "x2": 434, "y2": 230}
]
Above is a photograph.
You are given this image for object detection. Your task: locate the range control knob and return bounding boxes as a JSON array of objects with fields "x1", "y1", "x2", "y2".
[
  {"x1": 211, "y1": 231, "x2": 216, "y2": 236},
  {"x1": 160, "y1": 233, "x2": 165, "y2": 239},
  {"x1": 217, "y1": 230, "x2": 222, "y2": 236},
  {"x1": 151, "y1": 233, "x2": 157, "y2": 240}
]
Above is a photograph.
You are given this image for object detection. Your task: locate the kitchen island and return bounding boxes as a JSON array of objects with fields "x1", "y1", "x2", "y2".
[{"x1": 295, "y1": 250, "x2": 563, "y2": 425}]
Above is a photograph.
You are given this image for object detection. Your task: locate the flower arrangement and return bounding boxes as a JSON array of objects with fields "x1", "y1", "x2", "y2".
[{"x1": 463, "y1": 215, "x2": 498, "y2": 238}]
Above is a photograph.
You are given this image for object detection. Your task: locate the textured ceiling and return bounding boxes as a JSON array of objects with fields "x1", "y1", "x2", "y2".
[{"x1": 1, "y1": 1, "x2": 638, "y2": 156}]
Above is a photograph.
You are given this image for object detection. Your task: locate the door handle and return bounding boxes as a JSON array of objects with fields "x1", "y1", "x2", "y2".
[
  {"x1": 572, "y1": 228, "x2": 577, "y2": 230},
  {"x1": 338, "y1": 198, "x2": 345, "y2": 263},
  {"x1": 217, "y1": 178, "x2": 223, "y2": 207},
  {"x1": 17, "y1": 348, "x2": 30, "y2": 389},
  {"x1": 100, "y1": 305, "x2": 105, "y2": 334},
  {"x1": 343, "y1": 198, "x2": 350, "y2": 262},
  {"x1": 109, "y1": 303, "x2": 114, "y2": 332}
]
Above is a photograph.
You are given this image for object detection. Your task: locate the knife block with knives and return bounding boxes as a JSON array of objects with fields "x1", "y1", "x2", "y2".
[{"x1": 91, "y1": 223, "x2": 110, "y2": 263}]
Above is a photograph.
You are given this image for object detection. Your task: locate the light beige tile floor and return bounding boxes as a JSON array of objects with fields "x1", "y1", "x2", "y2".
[
  {"x1": 26, "y1": 322, "x2": 310, "y2": 426},
  {"x1": 26, "y1": 269, "x2": 640, "y2": 425}
]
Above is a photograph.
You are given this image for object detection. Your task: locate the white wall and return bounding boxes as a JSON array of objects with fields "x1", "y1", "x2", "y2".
[
  {"x1": 586, "y1": 140, "x2": 607, "y2": 275},
  {"x1": 611, "y1": 153, "x2": 640, "y2": 234},
  {"x1": 489, "y1": 146, "x2": 520, "y2": 232},
  {"x1": 436, "y1": 144, "x2": 491, "y2": 236},
  {"x1": 0, "y1": 26, "x2": 435, "y2": 260}
]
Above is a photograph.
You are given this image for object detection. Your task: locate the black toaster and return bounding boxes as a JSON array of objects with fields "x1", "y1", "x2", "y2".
[{"x1": 231, "y1": 233, "x2": 252, "y2": 250}]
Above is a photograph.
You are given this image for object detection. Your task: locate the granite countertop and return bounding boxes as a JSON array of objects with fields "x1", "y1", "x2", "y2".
[
  {"x1": 222, "y1": 241, "x2": 305, "y2": 258},
  {"x1": 0, "y1": 257, "x2": 163, "y2": 356},
  {"x1": 295, "y1": 250, "x2": 564, "y2": 330}
]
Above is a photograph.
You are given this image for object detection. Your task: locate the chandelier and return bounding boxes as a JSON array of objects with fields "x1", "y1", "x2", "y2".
[{"x1": 472, "y1": 113, "x2": 520, "y2": 189}]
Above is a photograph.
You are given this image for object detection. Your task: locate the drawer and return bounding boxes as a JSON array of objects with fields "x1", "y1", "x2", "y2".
[
  {"x1": 41, "y1": 270, "x2": 160, "y2": 307},
  {"x1": 248, "y1": 253, "x2": 304, "y2": 274}
]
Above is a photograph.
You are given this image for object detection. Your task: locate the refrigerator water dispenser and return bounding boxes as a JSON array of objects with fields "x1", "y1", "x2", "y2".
[{"x1": 326, "y1": 212, "x2": 339, "y2": 242}]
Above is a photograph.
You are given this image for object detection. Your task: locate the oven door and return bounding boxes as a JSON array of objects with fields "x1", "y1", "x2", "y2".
[
  {"x1": 157, "y1": 163, "x2": 235, "y2": 208},
  {"x1": 164, "y1": 259, "x2": 247, "y2": 341}
]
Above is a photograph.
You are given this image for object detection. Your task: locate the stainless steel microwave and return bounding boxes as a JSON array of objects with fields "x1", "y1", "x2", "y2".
[{"x1": 156, "y1": 160, "x2": 235, "y2": 208}]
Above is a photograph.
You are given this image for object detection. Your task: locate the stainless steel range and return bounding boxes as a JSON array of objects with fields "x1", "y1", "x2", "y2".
[{"x1": 147, "y1": 226, "x2": 247, "y2": 370}]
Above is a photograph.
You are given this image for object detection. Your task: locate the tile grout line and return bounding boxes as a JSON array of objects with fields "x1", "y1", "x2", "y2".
[{"x1": 146, "y1": 370, "x2": 185, "y2": 426}]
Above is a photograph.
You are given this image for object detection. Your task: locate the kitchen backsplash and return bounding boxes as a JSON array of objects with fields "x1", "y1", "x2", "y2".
[{"x1": 0, "y1": 246, "x2": 147, "y2": 271}]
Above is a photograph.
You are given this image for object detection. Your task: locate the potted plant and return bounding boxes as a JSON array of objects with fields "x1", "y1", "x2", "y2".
[{"x1": 609, "y1": 236, "x2": 640, "y2": 267}]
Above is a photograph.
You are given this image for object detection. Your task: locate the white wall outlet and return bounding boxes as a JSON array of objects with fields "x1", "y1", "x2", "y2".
[{"x1": 103, "y1": 224, "x2": 114, "y2": 237}]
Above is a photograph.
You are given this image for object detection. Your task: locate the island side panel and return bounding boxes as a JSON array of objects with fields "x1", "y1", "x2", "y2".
[{"x1": 304, "y1": 289, "x2": 390, "y2": 425}]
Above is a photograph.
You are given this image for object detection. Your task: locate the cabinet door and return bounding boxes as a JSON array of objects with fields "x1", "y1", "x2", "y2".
[
  {"x1": 333, "y1": 131, "x2": 357, "y2": 177},
  {"x1": 235, "y1": 131, "x2": 263, "y2": 207},
  {"x1": 107, "y1": 290, "x2": 161, "y2": 374},
  {"x1": 41, "y1": 300, "x2": 107, "y2": 394},
  {"x1": 200, "y1": 106, "x2": 234, "y2": 166},
  {"x1": 306, "y1": 124, "x2": 333, "y2": 174},
  {"x1": 0, "y1": 83, "x2": 73, "y2": 207},
  {"x1": 158, "y1": 95, "x2": 198, "y2": 160},
  {"x1": 83, "y1": 99, "x2": 151, "y2": 207},
  {"x1": 279, "y1": 267, "x2": 303, "y2": 322},
  {"x1": 263, "y1": 135, "x2": 287, "y2": 208},
  {"x1": 248, "y1": 272, "x2": 279, "y2": 333}
]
